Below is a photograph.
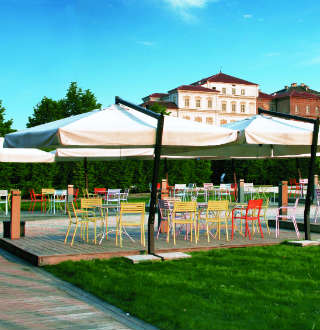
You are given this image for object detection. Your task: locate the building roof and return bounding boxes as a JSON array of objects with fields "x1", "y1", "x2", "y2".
[
  {"x1": 258, "y1": 91, "x2": 273, "y2": 99},
  {"x1": 273, "y1": 84, "x2": 320, "y2": 98},
  {"x1": 192, "y1": 72, "x2": 258, "y2": 86},
  {"x1": 168, "y1": 85, "x2": 219, "y2": 94},
  {"x1": 147, "y1": 93, "x2": 169, "y2": 98},
  {"x1": 273, "y1": 90, "x2": 320, "y2": 100},
  {"x1": 140, "y1": 100, "x2": 178, "y2": 109}
]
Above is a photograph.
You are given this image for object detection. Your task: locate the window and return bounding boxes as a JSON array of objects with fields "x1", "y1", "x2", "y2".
[
  {"x1": 222, "y1": 88, "x2": 226, "y2": 94},
  {"x1": 207, "y1": 98, "x2": 212, "y2": 108},
  {"x1": 241, "y1": 89, "x2": 245, "y2": 95},
  {"x1": 231, "y1": 102, "x2": 236, "y2": 113},
  {"x1": 295, "y1": 104, "x2": 299, "y2": 114},
  {"x1": 195, "y1": 98, "x2": 201, "y2": 108},
  {"x1": 316, "y1": 106, "x2": 319, "y2": 115},
  {"x1": 195, "y1": 116, "x2": 202, "y2": 123},
  {"x1": 221, "y1": 102, "x2": 227, "y2": 112},
  {"x1": 184, "y1": 97, "x2": 190, "y2": 107},
  {"x1": 240, "y1": 104, "x2": 246, "y2": 113},
  {"x1": 232, "y1": 88, "x2": 236, "y2": 95},
  {"x1": 183, "y1": 116, "x2": 190, "y2": 120},
  {"x1": 306, "y1": 105, "x2": 310, "y2": 114},
  {"x1": 220, "y1": 119, "x2": 227, "y2": 125},
  {"x1": 206, "y1": 117, "x2": 213, "y2": 125}
]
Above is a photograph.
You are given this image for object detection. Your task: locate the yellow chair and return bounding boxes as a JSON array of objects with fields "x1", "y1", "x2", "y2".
[
  {"x1": 260, "y1": 198, "x2": 270, "y2": 235},
  {"x1": 168, "y1": 201, "x2": 197, "y2": 245},
  {"x1": 41, "y1": 188, "x2": 55, "y2": 212},
  {"x1": 116, "y1": 202, "x2": 145, "y2": 248},
  {"x1": 204, "y1": 200, "x2": 230, "y2": 242},
  {"x1": 64, "y1": 201, "x2": 89, "y2": 246},
  {"x1": 80, "y1": 198, "x2": 105, "y2": 244}
]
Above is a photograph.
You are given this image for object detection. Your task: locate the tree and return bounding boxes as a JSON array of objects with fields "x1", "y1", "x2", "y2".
[
  {"x1": 27, "y1": 97, "x2": 62, "y2": 127},
  {"x1": 147, "y1": 102, "x2": 171, "y2": 115},
  {"x1": 0, "y1": 100, "x2": 14, "y2": 135},
  {"x1": 61, "y1": 82, "x2": 102, "y2": 117}
]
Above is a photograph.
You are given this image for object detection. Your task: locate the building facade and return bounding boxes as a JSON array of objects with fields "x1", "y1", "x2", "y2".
[
  {"x1": 271, "y1": 83, "x2": 320, "y2": 119},
  {"x1": 142, "y1": 72, "x2": 265, "y2": 125}
]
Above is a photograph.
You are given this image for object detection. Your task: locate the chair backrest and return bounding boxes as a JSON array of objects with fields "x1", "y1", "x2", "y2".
[
  {"x1": 247, "y1": 199, "x2": 263, "y2": 212},
  {"x1": 174, "y1": 184, "x2": 186, "y2": 190},
  {"x1": 207, "y1": 200, "x2": 229, "y2": 211},
  {"x1": 66, "y1": 201, "x2": 77, "y2": 218},
  {"x1": 94, "y1": 187, "x2": 107, "y2": 194},
  {"x1": 81, "y1": 198, "x2": 102, "y2": 209},
  {"x1": 55, "y1": 189, "x2": 67, "y2": 197},
  {"x1": 42, "y1": 188, "x2": 55, "y2": 195},
  {"x1": 187, "y1": 183, "x2": 196, "y2": 189},
  {"x1": 120, "y1": 202, "x2": 145, "y2": 214},
  {"x1": 108, "y1": 188, "x2": 121, "y2": 194},
  {"x1": 289, "y1": 178, "x2": 297, "y2": 185},
  {"x1": 203, "y1": 183, "x2": 213, "y2": 189},
  {"x1": 0, "y1": 190, "x2": 8, "y2": 197},
  {"x1": 173, "y1": 201, "x2": 197, "y2": 213}
]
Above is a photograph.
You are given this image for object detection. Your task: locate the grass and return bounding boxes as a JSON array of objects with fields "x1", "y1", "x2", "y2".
[{"x1": 44, "y1": 244, "x2": 320, "y2": 330}]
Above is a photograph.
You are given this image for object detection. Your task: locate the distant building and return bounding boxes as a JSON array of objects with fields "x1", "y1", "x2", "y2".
[
  {"x1": 141, "y1": 72, "x2": 265, "y2": 125},
  {"x1": 271, "y1": 83, "x2": 320, "y2": 119}
]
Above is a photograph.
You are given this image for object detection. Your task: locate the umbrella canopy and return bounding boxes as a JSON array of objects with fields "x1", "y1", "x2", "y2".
[
  {"x1": 164, "y1": 114, "x2": 320, "y2": 159},
  {"x1": 0, "y1": 138, "x2": 55, "y2": 163},
  {"x1": 4, "y1": 104, "x2": 237, "y2": 151}
]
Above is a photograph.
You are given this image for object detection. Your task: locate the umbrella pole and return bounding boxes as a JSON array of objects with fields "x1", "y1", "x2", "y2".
[
  {"x1": 303, "y1": 118, "x2": 319, "y2": 240},
  {"x1": 84, "y1": 157, "x2": 88, "y2": 192},
  {"x1": 296, "y1": 158, "x2": 302, "y2": 180},
  {"x1": 148, "y1": 115, "x2": 164, "y2": 254}
]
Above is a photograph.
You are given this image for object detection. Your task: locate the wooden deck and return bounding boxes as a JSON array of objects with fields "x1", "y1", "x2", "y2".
[{"x1": 1, "y1": 215, "x2": 315, "y2": 266}]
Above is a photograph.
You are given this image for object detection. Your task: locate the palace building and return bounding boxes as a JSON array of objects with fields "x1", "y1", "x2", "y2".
[{"x1": 142, "y1": 72, "x2": 270, "y2": 125}]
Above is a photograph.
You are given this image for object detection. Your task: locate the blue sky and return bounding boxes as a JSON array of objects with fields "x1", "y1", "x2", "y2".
[{"x1": 1, "y1": 0, "x2": 320, "y2": 129}]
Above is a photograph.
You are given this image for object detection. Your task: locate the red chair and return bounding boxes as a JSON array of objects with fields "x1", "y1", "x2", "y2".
[
  {"x1": 29, "y1": 189, "x2": 46, "y2": 213},
  {"x1": 94, "y1": 188, "x2": 107, "y2": 200},
  {"x1": 231, "y1": 199, "x2": 264, "y2": 240},
  {"x1": 231, "y1": 183, "x2": 237, "y2": 201},
  {"x1": 288, "y1": 178, "x2": 300, "y2": 199}
]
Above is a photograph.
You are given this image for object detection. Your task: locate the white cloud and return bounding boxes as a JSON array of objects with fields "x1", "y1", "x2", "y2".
[
  {"x1": 265, "y1": 52, "x2": 280, "y2": 57},
  {"x1": 162, "y1": 0, "x2": 218, "y2": 22},
  {"x1": 243, "y1": 14, "x2": 252, "y2": 19},
  {"x1": 136, "y1": 41, "x2": 155, "y2": 46},
  {"x1": 163, "y1": 0, "x2": 209, "y2": 8}
]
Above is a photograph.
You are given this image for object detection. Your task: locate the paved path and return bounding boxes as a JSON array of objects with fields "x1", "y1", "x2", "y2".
[{"x1": 0, "y1": 248, "x2": 157, "y2": 330}]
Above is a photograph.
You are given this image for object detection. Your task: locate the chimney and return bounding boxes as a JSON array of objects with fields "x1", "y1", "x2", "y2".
[
  {"x1": 284, "y1": 85, "x2": 289, "y2": 89},
  {"x1": 300, "y1": 83, "x2": 305, "y2": 87},
  {"x1": 291, "y1": 83, "x2": 297, "y2": 87}
]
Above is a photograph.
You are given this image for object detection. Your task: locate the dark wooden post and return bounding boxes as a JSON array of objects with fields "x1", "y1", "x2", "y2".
[
  {"x1": 278, "y1": 181, "x2": 288, "y2": 218},
  {"x1": 10, "y1": 190, "x2": 21, "y2": 240}
]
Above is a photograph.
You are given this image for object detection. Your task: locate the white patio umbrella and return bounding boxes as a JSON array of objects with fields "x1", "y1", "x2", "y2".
[
  {"x1": 4, "y1": 99, "x2": 238, "y2": 253},
  {"x1": 4, "y1": 104, "x2": 237, "y2": 150},
  {"x1": 0, "y1": 137, "x2": 54, "y2": 163},
  {"x1": 164, "y1": 114, "x2": 320, "y2": 158}
]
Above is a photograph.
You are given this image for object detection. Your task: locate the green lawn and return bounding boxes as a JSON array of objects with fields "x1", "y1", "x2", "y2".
[{"x1": 44, "y1": 245, "x2": 320, "y2": 330}]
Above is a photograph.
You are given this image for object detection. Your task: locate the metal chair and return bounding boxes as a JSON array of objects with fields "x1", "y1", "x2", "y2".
[
  {"x1": 0, "y1": 190, "x2": 8, "y2": 215},
  {"x1": 173, "y1": 184, "x2": 187, "y2": 201},
  {"x1": 29, "y1": 189, "x2": 46, "y2": 213},
  {"x1": 53, "y1": 189, "x2": 67, "y2": 214},
  {"x1": 314, "y1": 188, "x2": 320, "y2": 223},
  {"x1": 168, "y1": 201, "x2": 197, "y2": 245},
  {"x1": 116, "y1": 202, "x2": 145, "y2": 247},
  {"x1": 203, "y1": 200, "x2": 230, "y2": 242},
  {"x1": 232, "y1": 199, "x2": 264, "y2": 240},
  {"x1": 275, "y1": 198, "x2": 300, "y2": 239}
]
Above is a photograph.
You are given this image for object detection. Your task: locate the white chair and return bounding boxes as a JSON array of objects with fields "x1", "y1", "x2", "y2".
[
  {"x1": 0, "y1": 190, "x2": 8, "y2": 215},
  {"x1": 314, "y1": 188, "x2": 320, "y2": 223},
  {"x1": 53, "y1": 189, "x2": 67, "y2": 214},
  {"x1": 107, "y1": 189, "x2": 121, "y2": 212},
  {"x1": 244, "y1": 183, "x2": 254, "y2": 201},
  {"x1": 120, "y1": 188, "x2": 129, "y2": 203},
  {"x1": 202, "y1": 183, "x2": 214, "y2": 201},
  {"x1": 218, "y1": 184, "x2": 231, "y2": 201},
  {"x1": 173, "y1": 184, "x2": 186, "y2": 201},
  {"x1": 275, "y1": 198, "x2": 300, "y2": 239}
]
